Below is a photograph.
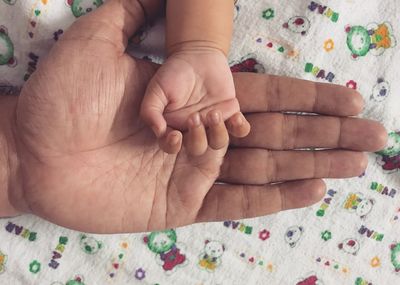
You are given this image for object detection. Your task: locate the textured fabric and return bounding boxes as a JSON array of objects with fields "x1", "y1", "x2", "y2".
[{"x1": 1, "y1": 0, "x2": 400, "y2": 284}]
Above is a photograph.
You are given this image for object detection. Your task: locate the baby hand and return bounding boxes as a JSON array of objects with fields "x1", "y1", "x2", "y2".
[
  {"x1": 140, "y1": 48, "x2": 250, "y2": 153},
  {"x1": 185, "y1": 110, "x2": 230, "y2": 156}
]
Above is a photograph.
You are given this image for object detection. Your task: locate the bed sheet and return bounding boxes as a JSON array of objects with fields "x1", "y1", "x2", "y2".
[{"x1": 0, "y1": 0, "x2": 400, "y2": 284}]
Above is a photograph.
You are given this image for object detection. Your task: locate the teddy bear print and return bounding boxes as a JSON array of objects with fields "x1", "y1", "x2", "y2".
[
  {"x1": 51, "y1": 275, "x2": 85, "y2": 285},
  {"x1": 376, "y1": 132, "x2": 400, "y2": 173},
  {"x1": 390, "y1": 243, "x2": 400, "y2": 273},
  {"x1": 230, "y1": 55, "x2": 265, "y2": 73},
  {"x1": 0, "y1": 26, "x2": 17, "y2": 67},
  {"x1": 346, "y1": 22, "x2": 396, "y2": 59},
  {"x1": 343, "y1": 192, "x2": 375, "y2": 219},
  {"x1": 295, "y1": 273, "x2": 324, "y2": 285},
  {"x1": 366, "y1": 78, "x2": 390, "y2": 120},
  {"x1": 370, "y1": 78, "x2": 390, "y2": 102},
  {"x1": 338, "y1": 238, "x2": 360, "y2": 255},
  {"x1": 198, "y1": 240, "x2": 225, "y2": 272},
  {"x1": 285, "y1": 226, "x2": 304, "y2": 248},
  {"x1": 283, "y1": 16, "x2": 311, "y2": 36},
  {"x1": 79, "y1": 234, "x2": 102, "y2": 255},
  {"x1": 65, "y1": 275, "x2": 85, "y2": 285},
  {"x1": 66, "y1": 0, "x2": 103, "y2": 18},
  {"x1": 143, "y1": 229, "x2": 187, "y2": 274}
]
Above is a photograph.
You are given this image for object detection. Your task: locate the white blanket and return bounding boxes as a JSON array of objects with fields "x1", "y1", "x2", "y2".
[{"x1": 0, "y1": 0, "x2": 399, "y2": 284}]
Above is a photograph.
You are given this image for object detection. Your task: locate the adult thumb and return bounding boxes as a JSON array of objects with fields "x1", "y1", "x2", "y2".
[{"x1": 64, "y1": 0, "x2": 156, "y2": 54}]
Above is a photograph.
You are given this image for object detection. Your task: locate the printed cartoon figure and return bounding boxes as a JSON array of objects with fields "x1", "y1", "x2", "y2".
[
  {"x1": 66, "y1": 0, "x2": 103, "y2": 18},
  {"x1": 390, "y1": 243, "x2": 400, "y2": 272},
  {"x1": 65, "y1": 275, "x2": 85, "y2": 285},
  {"x1": 79, "y1": 234, "x2": 102, "y2": 254},
  {"x1": 343, "y1": 192, "x2": 375, "y2": 219},
  {"x1": 296, "y1": 273, "x2": 324, "y2": 285},
  {"x1": 346, "y1": 23, "x2": 396, "y2": 59},
  {"x1": 198, "y1": 240, "x2": 225, "y2": 272},
  {"x1": 143, "y1": 229, "x2": 187, "y2": 274},
  {"x1": 338, "y1": 238, "x2": 360, "y2": 255},
  {"x1": 370, "y1": 78, "x2": 390, "y2": 102},
  {"x1": 230, "y1": 56, "x2": 265, "y2": 73},
  {"x1": 285, "y1": 226, "x2": 304, "y2": 248},
  {"x1": 0, "y1": 26, "x2": 16, "y2": 67},
  {"x1": 66, "y1": 275, "x2": 85, "y2": 285},
  {"x1": 376, "y1": 132, "x2": 400, "y2": 173},
  {"x1": 283, "y1": 16, "x2": 311, "y2": 36},
  {"x1": 0, "y1": 250, "x2": 7, "y2": 274},
  {"x1": 355, "y1": 277, "x2": 372, "y2": 285},
  {"x1": 2, "y1": 0, "x2": 16, "y2": 5},
  {"x1": 51, "y1": 275, "x2": 84, "y2": 285}
]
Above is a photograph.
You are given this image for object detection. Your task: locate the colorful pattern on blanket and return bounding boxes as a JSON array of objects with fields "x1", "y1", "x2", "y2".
[{"x1": 0, "y1": 0, "x2": 399, "y2": 284}]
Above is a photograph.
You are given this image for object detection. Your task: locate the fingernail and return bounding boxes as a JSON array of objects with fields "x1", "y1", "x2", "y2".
[
  {"x1": 210, "y1": 111, "x2": 220, "y2": 125},
  {"x1": 168, "y1": 133, "x2": 180, "y2": 145},
  {"x1": 234, "y1": 114, "x2": 243, "y2": 126},
  {"x1": 191, "y1": 113, "x2": 201, "y2": 127}
]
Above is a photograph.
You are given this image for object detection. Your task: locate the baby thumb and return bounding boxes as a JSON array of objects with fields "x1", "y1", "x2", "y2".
[{"x1": 140, "y1": 79, "x2": 168, "y2": 138}]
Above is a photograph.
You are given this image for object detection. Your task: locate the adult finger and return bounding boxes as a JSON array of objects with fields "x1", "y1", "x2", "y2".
[
  {"x1": 62, "y1": 0, "x2": 147, "y2": 53},
  {"x1": 233, "y1": 73, "x2": 364, "y2": 116},
  {"x1": 219, "y1": 149, "x2": 367, "y2": 185},
  {"x1": 196, "y1": 179, "x2": 326, "y2": 223},
  {"x1": 231, "y1": 113, "x2": 388, "y2": 152}
]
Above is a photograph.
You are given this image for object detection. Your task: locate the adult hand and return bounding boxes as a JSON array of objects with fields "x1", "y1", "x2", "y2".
[{"x1": 3, "y1": 0, "x2": 386, "y2": 233}]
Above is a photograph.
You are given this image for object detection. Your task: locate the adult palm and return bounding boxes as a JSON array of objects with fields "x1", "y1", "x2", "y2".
[
  {"x1": 10, "y1": 0, "x2": 386, "y2": 233},
  {"x1": 15, "y1": 1, "x2": 222, "y2": 233}
]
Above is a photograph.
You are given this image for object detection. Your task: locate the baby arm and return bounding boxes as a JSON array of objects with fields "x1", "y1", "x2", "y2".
[
  {"x1": 166, "y1": 0, "x2": 233, "y2": 57},
  {"x1": 140, "y1": 0, "x2": 250, "y2": 154}
]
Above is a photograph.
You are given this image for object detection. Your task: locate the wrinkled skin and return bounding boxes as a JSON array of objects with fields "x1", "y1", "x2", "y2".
[{"x1": 6, "y1": 0, "x2": 387, "y2": 233}]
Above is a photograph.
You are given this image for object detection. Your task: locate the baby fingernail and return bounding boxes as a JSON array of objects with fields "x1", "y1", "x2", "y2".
[
  {"x1": 168, "y1": 133, "x2": 180, "y2": 145},
  {"x1": 210, "y1": 112, "x2": 220, "y2": 125},
  {"x1": 234, "y1": 114, "x2": 243, "y2": 126},
  {"x1": 191, "y1": 113, "x2": 201, "y2": 127}
]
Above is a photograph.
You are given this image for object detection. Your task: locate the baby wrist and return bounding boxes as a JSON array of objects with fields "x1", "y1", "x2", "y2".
[{"x1": 167, "y1": 40, "x2": 228, "y2": 58}]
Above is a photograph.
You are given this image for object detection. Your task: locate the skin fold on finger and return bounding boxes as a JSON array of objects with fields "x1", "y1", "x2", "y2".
[
  {"x1": 219, "y1": 149, "x2": 368, "y2": 185},
  {"x1": 184, "y1": 113, "x2": 208, "y2": 156},
  {"x1": 196, "y1": 179, "x2": 326, "y2": 223},
  {"x1": 158, "y1": 129, "x2": 183, "y2": 154},
  {"x1": 226, "y1": 112, "x2": 251, "y2": 138},
  {"x1": 230, "y1": 113, "x2": 388, "y2": 152},
  {"x1": 206, "y1": 110, "x2": 229, "y2": 150},
  {"x1": 233, "y1": 73, "x2": 364, "y2": 116}
]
